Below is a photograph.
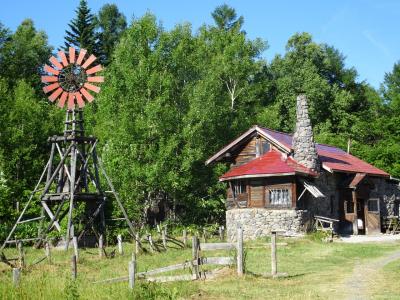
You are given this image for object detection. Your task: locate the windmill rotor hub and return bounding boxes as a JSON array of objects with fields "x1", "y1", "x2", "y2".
[{"x1": 58, "y1": 64, "x2": 87, "y2": 92}]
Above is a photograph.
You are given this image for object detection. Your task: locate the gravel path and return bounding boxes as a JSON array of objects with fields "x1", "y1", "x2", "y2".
[{"x1": 344, "y1": 251, "x2": 400, "y2": 300}]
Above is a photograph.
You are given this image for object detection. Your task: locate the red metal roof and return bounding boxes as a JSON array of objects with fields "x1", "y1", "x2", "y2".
[
  {"x1": 220, "y1": 150, "x2": 317, "y2": 181},
  {"x1": 259, "y1": 127, "x2": 389, "y2": 177},
  {"x1": 218, "y1": 126, "x2": 389, "y2": 180}
]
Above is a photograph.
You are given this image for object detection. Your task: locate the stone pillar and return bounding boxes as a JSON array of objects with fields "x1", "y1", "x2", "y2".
[{"x1": 292, "y1": 94, "x2": 320, "y2": 172}]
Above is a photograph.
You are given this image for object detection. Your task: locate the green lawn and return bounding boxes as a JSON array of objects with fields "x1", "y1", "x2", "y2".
[{"x1": 0, "y1": 236, "x2": 399, "y2": 299}]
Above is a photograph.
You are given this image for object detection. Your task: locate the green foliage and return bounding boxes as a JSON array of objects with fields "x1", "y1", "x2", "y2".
[
  {"x1": 93, "y1": 12, "x2": 265, "y2": 225},
  {"x1": 64, "y1": 276, "x2": 80, "y2": 300},
  {"x1": 0, "y1": 19, "x2": 52, "y2": 89},
  {"x1": 211, "y1": 4, "x2": 244, "y2": 31},
  {"x1": 64, "y1": 0, "x2": 98, "y2": 56},
  {"x1": 132, "y1": 281, "x2": 178, "y2": 300},
  {"x1": 95, "y1": 3, "x2": 127, "y2": 65}
]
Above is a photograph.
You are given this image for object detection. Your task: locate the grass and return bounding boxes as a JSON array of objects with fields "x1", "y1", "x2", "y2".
[
  {"x1": 368, "y1": 258, "x2": 400, "y2": 299},
  {"x1": 0, "y1": 236, "x2": 399, "y2": 299}
]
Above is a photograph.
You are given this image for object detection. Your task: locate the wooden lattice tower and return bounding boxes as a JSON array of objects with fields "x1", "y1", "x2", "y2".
[{"x1": 1, "y1": 48, "x2": 137, "y2": 251}]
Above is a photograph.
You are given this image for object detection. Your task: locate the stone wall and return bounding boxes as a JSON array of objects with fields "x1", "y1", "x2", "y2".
[
  {"x1": 300, "y1": 171, "x2": 340, "y2": 219},
  {"x1": 370, "y1": 177, "x2": 400, "y2": 217},
  {"x1": 226, "y1": 208, "x2": 310, "y2": 241}
]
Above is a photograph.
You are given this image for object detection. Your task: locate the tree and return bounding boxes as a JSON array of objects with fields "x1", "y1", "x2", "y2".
[
  {"x1": 0, "y1": 19, "x2": 51, "y2": 88},
  {"x1": 96, "y1": 3, "x2": 127, "y2": 65},
  {"x1": 257, "y1": 32, "x2": 373, "y2": 138},
  {"x1": 211, "y1": 4, "x2": 244, "y2": 31},
  {"x1": 93, "y1": 11, "x2": 267, "y2": 225},
  {"x1": 64, "y1": 0, "x2": 98, "y2": 55}
]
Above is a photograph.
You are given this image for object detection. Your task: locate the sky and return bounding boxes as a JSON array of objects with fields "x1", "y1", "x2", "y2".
[{"x1": 0, "y1": 0, "x2": 399, "y2": 88}]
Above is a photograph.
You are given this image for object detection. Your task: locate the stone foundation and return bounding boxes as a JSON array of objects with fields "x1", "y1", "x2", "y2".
[{"x1": 226, "y1": 208, "x2": 310, "y2": 241}]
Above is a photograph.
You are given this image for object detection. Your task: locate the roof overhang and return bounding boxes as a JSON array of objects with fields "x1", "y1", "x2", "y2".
[
  {"x1": 322, "y1": 166, "x2": 390, "y2": 178},
  {"x1": 219, "y1": 172, "x2": 295, "y2": 182},
  {"x1": 206, "y1": 125, "x2": 291, "y2": 165}
]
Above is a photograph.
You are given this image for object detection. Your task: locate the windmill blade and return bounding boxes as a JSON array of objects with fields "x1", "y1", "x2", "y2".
[
  {"x1": 44, "y1": 64, "x2": 60, "y2": 76},
  {"x1": 75, "y1": 92, "x2": 85, "y2": 108},
  {"x1": 81, "y1": 54, "x2": 97, "y2": 69},
  {"x1": 41, "y1": 76, "x2": 58, "y2": 83},
  {"x1": 86, "y1": 65, "x2": 103, "y2": 75},
  {"x1": 58, "y1": 50, "x2": 69, "y2": 67},
  {"x1": 76, "y1": 48, "x2": 87, "y2": 65},
  {"x1": 84, "y1": 83, "x2": 100, "y2": 93},
  {"x1": 80, "y1": 87, "x2": 94, "y2": 102},
  {"x1": 49, "y1": 56, "x2": 63, "y2": 70},
  {"x1": 69, "y1": 47, "x2": 76, "y2": 64},
  {"x1": 43, "y1": 82, "x2": 60, "y2": 93},
  {"x1": 58, "y1": 92, "x2": 68, "y2": 108},
  {"x1": 48, "y1": 88, "x2": 63, "y2": 102},
  {"x1": 67, "y1": 93, "x2": 75, "y2": 110},
  {"x1": 87, "y1": 76, "x2": 104, "y2": 83}
]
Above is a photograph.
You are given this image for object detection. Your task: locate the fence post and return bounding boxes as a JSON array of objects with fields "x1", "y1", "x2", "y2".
[
  {"x1": 183, "y1": 229, "x2": 187, "y2": 248},
  {"x1": 192, "y1": 236, "x2": 199, "y2": 279},
  {"x1": 12, "y1": 268, "x2": 20, "y2": 286},
  {"x1": 237, "y1": 227, "x2": 244, "y2": 276},
  {"x1": 202, "y1": 228, "x2": 207, "y2": 243},
  {"x1": 72, "y1": 236, "x2": 79, "y2": 262},
  {"x1": 98, "y1": 234, "x2": 104, "y2": 258},
  {"x1": 271, "y1": 231, "x2": 277, "y2": 277},
  {"x1": 128, "y1": 258, "x2": 136, "y2": 289},
  {"x1": 71, "y1": 255, "x2": 77, "y2": 280},
  {"x1": 45, "y1": 240, "x2": 51, "y2": 264},
  {"x1": 162, "y1": 229, "x2": 167, "y2": 250},
  {"x1": 17, "y1": 241, "x2": 25, "y2": 269},
  {"x1": 135, "y1": 233, "x2": 139, "y2": 255},
  {"x1": 117, "y1": 234, "x2": 123, "y2": 255}
]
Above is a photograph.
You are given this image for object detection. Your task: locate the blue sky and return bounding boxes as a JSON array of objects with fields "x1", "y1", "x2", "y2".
[{"x1": 1, "y1": 0, "x2": 399, "y2": 88}]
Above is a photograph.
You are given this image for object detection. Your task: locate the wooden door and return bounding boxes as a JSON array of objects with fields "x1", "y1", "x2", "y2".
[{"x1": 365, "y1": 198, "x2": 381, "y2": 235}]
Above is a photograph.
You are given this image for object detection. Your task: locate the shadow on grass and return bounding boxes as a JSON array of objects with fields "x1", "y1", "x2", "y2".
[{"x1": 245, "y1": 270, "x2": 307, "y2": 279}]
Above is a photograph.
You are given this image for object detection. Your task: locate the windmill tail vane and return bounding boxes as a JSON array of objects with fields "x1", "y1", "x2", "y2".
[{"x1": 42, "y1": 47, "x2": 103, "y2": 109}]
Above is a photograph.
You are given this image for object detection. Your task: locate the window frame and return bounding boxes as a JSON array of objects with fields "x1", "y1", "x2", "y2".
[
  {"x1": 265, "y1": 183, "x2": 292, "y2": 209},
  {"x1": 367, "y1": 198, "x2": 380, "y2": 213},
  {"x1": 232, "y1": 180, "x2": 247, "y2": 198}
]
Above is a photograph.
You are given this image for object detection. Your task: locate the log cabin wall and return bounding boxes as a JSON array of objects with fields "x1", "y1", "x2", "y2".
[
  {"x1": 226, "y1": 176, "x2": 297, "y2": 210},
  {"x1": 231, "y1": 135, "x2": 270, "y2": 168}
]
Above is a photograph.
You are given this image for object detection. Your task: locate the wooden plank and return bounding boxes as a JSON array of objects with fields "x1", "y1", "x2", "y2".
[
  {"x1": 145, "y1": 274, "x2": 195, "y2": 283},
  {"x1": 183, "y1": 229, "x2": 187, "y2": 247},
  {"x1": 237, "y1": 227, "x2": 243, "y2": 276},
  {"x1": 128, "y1": 260, "x2": 135, "y2": 289},
  {"x1": 137, "y1": 261, "x2": 191, "y2": 277},
  {"x1": 41, "y1": 202, "x2": 61, "y2": 231},
  {"x1": 195, "y1": 257, "x2": 235, "y2": 266},
  {"x1": 13, "y1": 268, "x2": 20, "y2": 286},
  {"x1": 71, "y1": 255, "x2": 77, "y2": 280},
  {"x1": 117, "y1": 234, "x2": 123, "y2": 255},
  {"x1": 200, "y1": 242, "x2": 235, "y2": 251},
  {"x1": 18, "y1": 216, "x2": 45, "y2": 224}
]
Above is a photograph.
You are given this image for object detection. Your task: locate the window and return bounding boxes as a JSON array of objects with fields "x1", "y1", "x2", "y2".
[
  {"x1": 345, "y1": 200, "x2": 354, "y2": 214},
  {"x1": 262, "y1": 141, "x2": 270, "y2": 154},
  {"x1": 268, "y1": 189, "x2": 291, "y2": 206},
  {"x1": 368, "y1": 199, "x2": 379, "y2": 212},
  {"x1": 233, "y1": 180, "x2": 246, "y2": 198}
]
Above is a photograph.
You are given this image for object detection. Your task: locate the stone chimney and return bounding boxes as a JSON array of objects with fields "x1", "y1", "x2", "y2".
[{"x1": 292, "y1": 94, "x2": 320, "y2": 172}]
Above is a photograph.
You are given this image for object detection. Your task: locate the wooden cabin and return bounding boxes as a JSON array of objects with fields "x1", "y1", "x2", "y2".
[{"x1": 206, "y1": 96, "x2": 400, "y2": 240}]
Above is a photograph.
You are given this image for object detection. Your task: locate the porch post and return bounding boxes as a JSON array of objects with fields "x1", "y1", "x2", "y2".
[{"x1": 352, "y1": 190, "x2": 358, "y2": 235}]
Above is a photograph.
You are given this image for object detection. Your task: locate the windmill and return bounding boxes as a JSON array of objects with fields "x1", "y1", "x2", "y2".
[{"x1": 1, "y1": 48, "x2": 138, "y2": 251}]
